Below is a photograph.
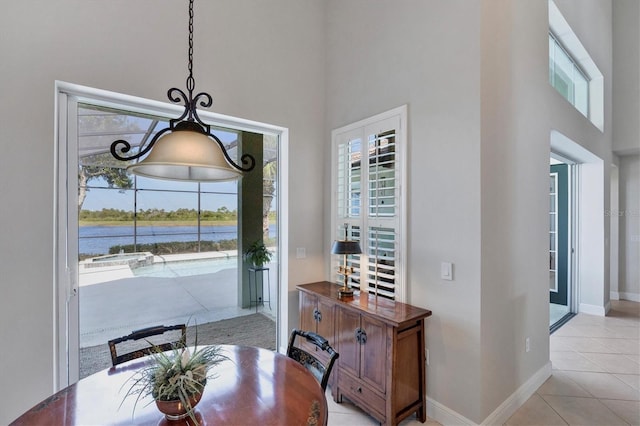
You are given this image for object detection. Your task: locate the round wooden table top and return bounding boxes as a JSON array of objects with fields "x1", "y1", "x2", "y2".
[{"x1": 11, "y1": 345, "x2": 328, "y2": 425}]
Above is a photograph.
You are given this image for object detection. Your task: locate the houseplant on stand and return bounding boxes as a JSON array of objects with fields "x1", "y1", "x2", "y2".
[
  {"x1": 123, "y1": 341, "x2": 227, "y2": 423},
  {"x1": 243, "y1": 240, "x2": 273, "y2": 268}
]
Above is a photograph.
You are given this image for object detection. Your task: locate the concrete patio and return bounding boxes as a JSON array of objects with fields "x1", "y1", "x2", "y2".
[{"x1": 79, "y1": 252, "x2": 277, "y2": 347}]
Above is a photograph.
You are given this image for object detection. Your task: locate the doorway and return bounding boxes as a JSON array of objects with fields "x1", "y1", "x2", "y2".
[
  {"x1": 549, "y1": 158, "x2": 574, "y2": 331},
  {"x1": 55, "y1": 82, "x2": 289, "y2": 387}
]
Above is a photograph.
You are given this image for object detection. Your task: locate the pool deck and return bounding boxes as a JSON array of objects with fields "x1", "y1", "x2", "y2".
[
  {"x1": 78, "y1": 251, "x2": 277, "y2": 347},
  {"x1": 79, "y1": 250, "x2": 239, "y2": 286}
]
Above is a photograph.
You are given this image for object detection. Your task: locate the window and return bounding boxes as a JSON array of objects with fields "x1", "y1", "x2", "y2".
[
  {"x1": 78, "y1": 104, "x2": 244, "y2": 258},
  {"x1": 548, "y1": 0, "x2": 604, "y2": 131},
  {"x1": 549, "y1": 32, "x2": 589, "y2": 117},
  {"x1": 55, "y1": 82, "x2": 289, "y2": 387},
  {"x1": 331, "y1": 106, "x2": 406, "y2": 301}
]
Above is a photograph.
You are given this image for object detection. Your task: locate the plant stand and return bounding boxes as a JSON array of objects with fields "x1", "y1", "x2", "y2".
[{"x1": 248, "y1": 267, "x2": 271, "y2": 312}]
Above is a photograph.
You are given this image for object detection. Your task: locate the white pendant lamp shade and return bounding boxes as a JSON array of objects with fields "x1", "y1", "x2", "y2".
[{"x1": 127, "y1": 129, "x2": 243, "y2": 182}]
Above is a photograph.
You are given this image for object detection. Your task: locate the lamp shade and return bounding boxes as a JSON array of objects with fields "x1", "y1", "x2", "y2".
[
  {"x1": 331, "y1": 240, "x2": 362, "y2": 255},
  {"x1": 127, "y1": 128, "x2": 243, "y2": 182}
]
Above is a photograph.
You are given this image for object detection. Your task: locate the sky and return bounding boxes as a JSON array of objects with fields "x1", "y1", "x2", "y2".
[
  {"x1": 82, "y1": 176, "x2": 240, "y2": 212},
  {"x1": 80, "y1": 106, "x2": 250, "y2": 212}
]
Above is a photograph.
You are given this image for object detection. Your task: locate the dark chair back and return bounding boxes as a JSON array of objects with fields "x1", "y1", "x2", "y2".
[
  {"x1": 107, "y1": 324, "x2": 186, "y2": 366},
  {"x1": 286, "y1": 329, "x2": 339, "y2": 391}
]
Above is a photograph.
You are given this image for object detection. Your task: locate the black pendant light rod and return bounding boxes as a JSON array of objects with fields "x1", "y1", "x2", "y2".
[{"x1": 110, "y1": 0, "x2": 255, "y2": 173}]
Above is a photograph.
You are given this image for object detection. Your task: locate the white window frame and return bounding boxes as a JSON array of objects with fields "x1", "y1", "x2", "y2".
[
  {"x1": 549, "y1": 32, "x2": 590, "y2": 117},
  {"x1": 54, "y1": 81, "x2": 289, "y2": 388},
  {"x1": 548, "y1": 0, "x2": 604, "y2": 131},
  {"x1": 330, "y1": 105, "x2": 407, "y2": 302}
]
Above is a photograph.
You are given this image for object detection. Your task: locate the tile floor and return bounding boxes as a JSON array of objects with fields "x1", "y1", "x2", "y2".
[
  {"x1": 507, "y1": 300, "x2": 640, "y2": 426},
  {"x1": 324, "y1": 386, "x2": 441, "y2": 426},
  {"x1": 325, "y1": 300, "x2": 639, "y2": 425}
]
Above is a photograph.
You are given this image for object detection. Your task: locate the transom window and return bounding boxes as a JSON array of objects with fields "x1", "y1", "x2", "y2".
[
  {"x1": 549, "y1": 32, "x2": 589, "y2": 117},
  {"x1": 548, "y1": 0, "x2": 604, "y2": 131}
]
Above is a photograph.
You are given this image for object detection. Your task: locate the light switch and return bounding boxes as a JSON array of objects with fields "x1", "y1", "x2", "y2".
[
  {"x1": 296, "y1": 248, "x2": 306, "y2": 259},
  {"x1": 441, "y1": 262, "x2": 453, "y2": 281}
]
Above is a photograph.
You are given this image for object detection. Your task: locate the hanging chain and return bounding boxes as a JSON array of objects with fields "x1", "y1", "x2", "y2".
[
  {"x1": 111, "y1": 0, "x2": 256, "y2": 172},
  {"x1": 186, "y1": 0, "x2": 195, "y2": 93}
]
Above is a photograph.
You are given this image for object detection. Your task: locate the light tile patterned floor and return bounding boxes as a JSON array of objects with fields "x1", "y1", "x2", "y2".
[
  {"x1": 324, "y1": 385, "x2": 441, "y2": 425},
  {"x1": 507, "y1": 300, "x2": 640, "y2": 426},
  {"x1": 325, "y1": 300, "x2": 639, "y2": 425}
]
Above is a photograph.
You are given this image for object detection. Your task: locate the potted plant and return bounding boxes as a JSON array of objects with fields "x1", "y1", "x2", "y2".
[
  {"x1": 122, "y1": 341, "x2": 227, "y2": 423},
  {"x1": 243, "y1": 240, "x2": 273, "y2": 268}
]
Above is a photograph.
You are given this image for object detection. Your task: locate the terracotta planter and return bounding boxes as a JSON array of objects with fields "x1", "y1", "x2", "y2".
[{"x1": 155, "y1": 391, "x2": 204, "y2": 421}]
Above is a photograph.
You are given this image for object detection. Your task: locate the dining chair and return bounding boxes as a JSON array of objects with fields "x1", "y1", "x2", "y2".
[
  {"x1": 108, "y1": 324, "x2": 186, "y2": 366},
  {"x1": 286, "y1": 329, "x2": 339, "y2": 391}
]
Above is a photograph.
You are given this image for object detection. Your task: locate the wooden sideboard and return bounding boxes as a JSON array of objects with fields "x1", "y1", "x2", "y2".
[{"x1": 297, "y1": 281, "x2": 432, "y2": 426}]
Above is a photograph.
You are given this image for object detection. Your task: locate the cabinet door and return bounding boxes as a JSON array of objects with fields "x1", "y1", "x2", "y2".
[
  {"x1": 336, "y1": 307, "x2": 360, "y2": 378},
  {"x1": 316, "y1": 298, "x2": 335, "y2": 346},
  {"x1": 360, "y1": 315, "x2": 387, "y2": 393},
  {"x1": 299, "y1": 292, "x2": 317, "y2": 332}
]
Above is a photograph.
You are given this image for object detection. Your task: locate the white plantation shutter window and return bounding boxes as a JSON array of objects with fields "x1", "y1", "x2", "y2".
[
  {"x1": 331, "y1": 106, "x2": 406, "y2": 301},
  {"x1": 368, "y1": 129, "x2": 396, "y2": 217},
  {"x1": 336, "y1": 135, "x2": 362, "y2": 219},
  {"x1": 366, "y1": 226, "x2": 396, "y2": 298}
]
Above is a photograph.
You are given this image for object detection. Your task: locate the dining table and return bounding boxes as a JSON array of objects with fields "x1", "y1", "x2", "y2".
[{"x1": 11, "y1": 345, "x2": 328, "y2": 425}]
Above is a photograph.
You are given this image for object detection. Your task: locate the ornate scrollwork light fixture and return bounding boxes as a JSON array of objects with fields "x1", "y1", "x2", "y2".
[{"x1": 110, "y1": 0, "x2": 255, "y2": 181}]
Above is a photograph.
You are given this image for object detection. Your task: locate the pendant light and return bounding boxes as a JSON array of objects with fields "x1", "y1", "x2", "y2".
[{"x1": 110, "y1": 0, "x2": 255, "y2": 181}]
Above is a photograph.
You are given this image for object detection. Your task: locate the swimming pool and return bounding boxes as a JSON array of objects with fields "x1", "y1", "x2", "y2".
[
  {"x1": 84, "y1": 252, "x2": 154, "y2": 269},
  {"x1": 132, "y1": 256, "x2": 239, "y2": 278}
]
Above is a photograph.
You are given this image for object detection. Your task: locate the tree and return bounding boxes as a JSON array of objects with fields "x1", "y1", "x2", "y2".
[
  {"x1": 262, "y1": 159, "x2": 276, "y2": 239},
  {"x1": 78, "y1": 152, "x2": 133, "y2": 211},
  {"x1": 77, "y1": 108, "x2": 144, "y2": 211}
]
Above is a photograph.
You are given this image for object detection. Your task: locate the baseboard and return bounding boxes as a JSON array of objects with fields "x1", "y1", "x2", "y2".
[
  {"x1": 426, "y1": 362, "x2": 552, "y2": 426},
  {"x1": 579, "y1": 302, "x2": 607, "y2": 316},
  {"x1": 481, "y1": 361, "x2": 552, "y2": 426},
  {"x1": 610, "y1": 291, "x2": 620, "y2": 300},
  {"x1": 427, "y1": 396, "x2": 476, "y2": 426},
  {"x1": 619, "y1": 292, "x2": 640, "y2": 302}
]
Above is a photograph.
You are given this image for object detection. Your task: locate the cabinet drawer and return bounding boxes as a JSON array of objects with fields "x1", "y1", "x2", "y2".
[{"x1": 339, "y1": 373, "x2": 385, "y2": 421}]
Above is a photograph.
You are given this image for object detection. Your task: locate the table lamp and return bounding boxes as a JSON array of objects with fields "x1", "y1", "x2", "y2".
[{"x1": 331, "y1": 225, "x2": 362, "y2": 298}]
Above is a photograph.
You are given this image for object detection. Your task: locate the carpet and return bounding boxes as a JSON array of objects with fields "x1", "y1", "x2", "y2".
[{"x1": 79, "y1": 313, "x2": 276, "y2": 379}]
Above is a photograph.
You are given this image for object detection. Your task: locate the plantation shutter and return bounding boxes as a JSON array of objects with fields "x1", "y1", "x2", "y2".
[
  {"x1": 334, "y1": 130, "x2": 363, "y2": 290},
  {"x1": 331, "y1": 107, "x2": 405, "y2": 301}
]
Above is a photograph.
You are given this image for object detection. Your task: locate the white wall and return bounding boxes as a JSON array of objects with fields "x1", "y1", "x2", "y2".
[
  {"x1": 0, "y1": 1, "x2": 326, "y2": 422},
  {"x1": 613, "y1": 0, "x2": 640, "y2": 156},
  {"x1": 612, "y1": 0, "x2": 640, "y2": 303},
  {"x1": 479, "y1": 1, "x2": 552, "y2": 420},
  {"x1": 611, "y1": 164, "x2": 620, "y2": 298},
  {"x1": 619, "y1": 155, "x2": 640, "y2": 300},
  {"x1": 326, "y1": 0, "x2": 484, "y2": 421}
]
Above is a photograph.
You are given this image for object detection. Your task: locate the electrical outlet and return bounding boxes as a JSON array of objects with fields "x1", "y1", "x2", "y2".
[
  {"x1": 296, "y1": 248, "x2": 306, "y2": 259},
  {"x1": 525, "y1": 337, "x2": 531, "y2": 353}
]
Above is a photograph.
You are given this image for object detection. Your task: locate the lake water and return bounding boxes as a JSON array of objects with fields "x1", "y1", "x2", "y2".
[{"x1": 79, "y1": 224, "x2": 275, "y2": 255}]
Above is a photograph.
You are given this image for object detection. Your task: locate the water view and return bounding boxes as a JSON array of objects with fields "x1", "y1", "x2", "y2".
[{"x1": 80, "y1": 225, "x2": 275, "y2": 255}]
